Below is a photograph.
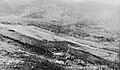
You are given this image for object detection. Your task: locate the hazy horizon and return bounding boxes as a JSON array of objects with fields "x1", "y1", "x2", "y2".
[
  {"x1": 0, "y1": 0, "x2": 119, "y2": 31},
  {"x1": 3, "y1": 0, "x2": 120, "y2": 7}
]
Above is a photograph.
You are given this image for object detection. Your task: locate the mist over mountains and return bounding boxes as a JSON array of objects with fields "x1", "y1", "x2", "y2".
[
  {"x1": 0, "y1": 0, "x2": 12, "y2": 16},
  {"x1": 0, "y1": 0, "x2": 119, "y2": 30},
  {"x1": 1, "y1": 0, "x2": 118, "y2": 14}
]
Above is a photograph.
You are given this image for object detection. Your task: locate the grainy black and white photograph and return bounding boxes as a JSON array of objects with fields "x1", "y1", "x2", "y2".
[{"x1": 0, "y1": 0, "x2": 119, "y2": 70}]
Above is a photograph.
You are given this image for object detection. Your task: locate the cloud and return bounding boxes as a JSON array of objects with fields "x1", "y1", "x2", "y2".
[
  {"x1": 64, "y1": 0, "x2": 88, "y2": 2},
  {"x1": 5, "y1": 0, "x2": 120, "y2": 6},
  {"x1": 4, "y1": 0, "x2": 14, "y2": 7},
  {"x1": 5, "y1": 0, "x2": 35, "y2": 5},
  {"x1": 63, "y1": 0, "x2": 120, "y2": 6},
  {"x1": 95, "y1": 0, "x2": 120, "y2": 6},
  {"x1": 63, "y1": 0, "x2": 88, "y2": 4}
]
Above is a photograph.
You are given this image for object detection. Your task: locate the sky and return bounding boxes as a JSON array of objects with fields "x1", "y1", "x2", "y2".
[
  {"x1": 4, "y1": 0, "x2": 120, "y2": 6},
  {"x1": 5, "y1": 0, "x2": 34, "y2": 6},
  {"x1": 2, "y1": 0, "x2": 120, "y2": 31},
  {"x1": 64, "y1": 0, "x2": 120, "y2": 6}
]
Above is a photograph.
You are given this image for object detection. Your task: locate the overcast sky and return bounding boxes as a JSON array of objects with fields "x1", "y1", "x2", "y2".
[
  {"x1": 5, "y1": 0, "x2": 34, "y2": 5},
  {"x1": 5, "y1": 0, "x2": 120, "y2": 6},
  {"x1": 64, "y1": 0, "x2": 120, "y2": 6}
]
